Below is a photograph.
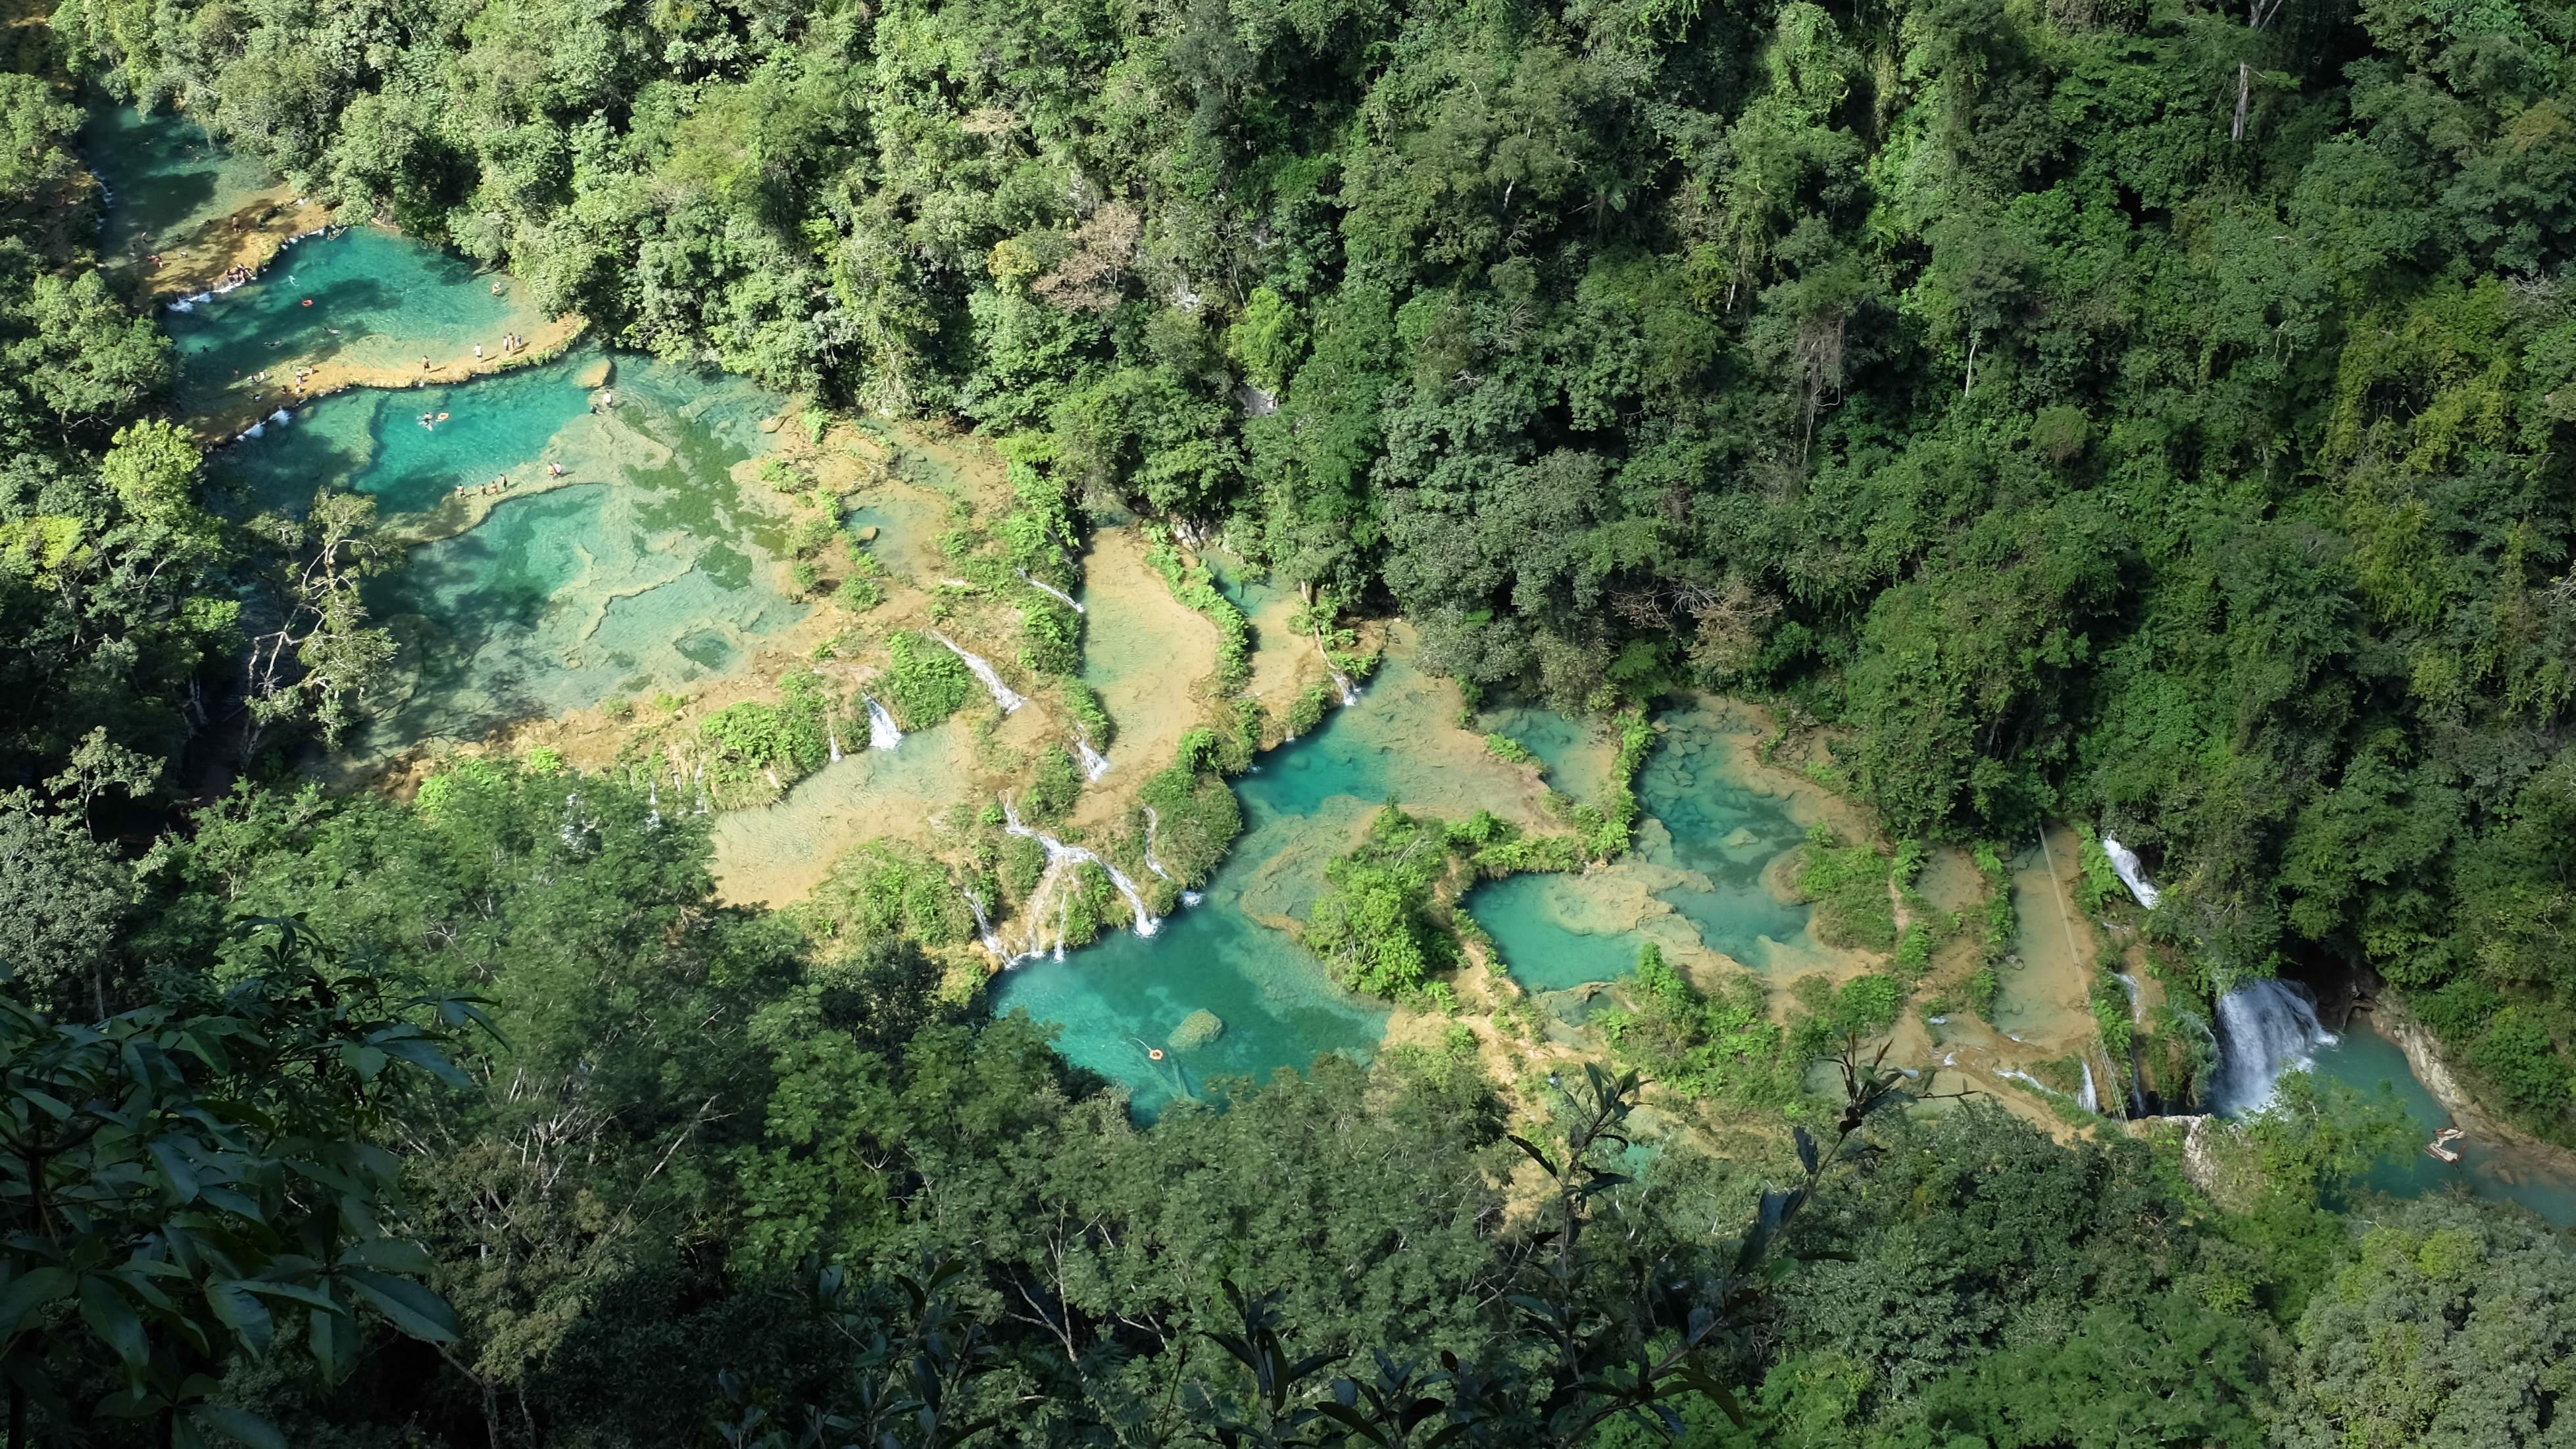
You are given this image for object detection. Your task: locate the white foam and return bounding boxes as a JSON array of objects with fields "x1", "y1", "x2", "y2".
[
  {"x1": 1018, "y1": 568, "x2": 1085, "y2": 613},
  {"x1": 860, "y1": 693, "x2": 904, "y2": 750},
  {"x1": 2101, "y1": 834, "x2": 2160, "y2": 908},
  {"x1": 933, "y1": 632, "x2": 1026, "y2": 712}
]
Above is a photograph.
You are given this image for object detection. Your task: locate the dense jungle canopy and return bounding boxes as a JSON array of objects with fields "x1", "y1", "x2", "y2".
[
  {"x1": 0, "y1": 0, "x2": 2574, "y2": 1437},
  {"x1": 45, "y1": 0, "x2": 2576, "y2": 1097}
]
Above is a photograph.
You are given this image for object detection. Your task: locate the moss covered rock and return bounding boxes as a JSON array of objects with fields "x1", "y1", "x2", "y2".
[{"x1": 1170, "y1": 1010, "x2": 1224, "y2": 1052}]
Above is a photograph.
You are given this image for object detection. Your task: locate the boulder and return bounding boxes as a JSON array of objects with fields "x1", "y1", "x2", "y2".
[{"x1": 1169, "y1": 1010, "x2": 1224, "y2": 1052}]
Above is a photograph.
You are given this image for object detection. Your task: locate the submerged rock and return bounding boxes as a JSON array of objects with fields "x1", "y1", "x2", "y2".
[
  {"x1": 1170, "y1": 1010, "x2": 1224, "y2": 1052},
  {"x1": 574, "y1": 356, "x2": 612, "y2": 389},
  {"x1": 856, "y1": 525, "x2": 879, "y2": 542}
]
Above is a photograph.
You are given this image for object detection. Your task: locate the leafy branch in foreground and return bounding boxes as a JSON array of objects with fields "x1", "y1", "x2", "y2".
[
  {"x1": 0, "y1": 918, "x2": 491, "y2": 1449},
  {"x1": 1193, "y1": 1031, "x2": 1952, "y2": 1447}
]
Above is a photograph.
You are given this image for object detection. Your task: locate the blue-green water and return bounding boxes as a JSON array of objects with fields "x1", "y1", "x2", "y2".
[
  {"x1": 992, "y1": 720, "x2": 1395, "y2": 1119},
  {"x1": 994, "y1": 647, "x2": 1550, "y2": 1114},
  {"x1": 85, "y1": 103, "x2": 274, "y2": 261},
  {"x1": 215, "y1": 358, "x2": 598, "y2": 518},
  {"x1": 1464, "y1": 704, "x2": 1818, "y2": 994},
  {"x1": 170, "y1": 227, "x2": 536, "y2": 424},
  {"x1": 1480, "y1": 704, "x2": 1610, "y2": 800},
  {"x1": 353, "y1": 356, "x2": 803, "y2": 750},
  {"x1": 1634, "y1": 706, "x2": 1816, "y2": 970},
  {"x1": 2308, "y1": 1019, "x2": 2576, "y2": 1225},
  {"x1": 1470, "y1": 872, "x2": 1648, "y2": 991}
]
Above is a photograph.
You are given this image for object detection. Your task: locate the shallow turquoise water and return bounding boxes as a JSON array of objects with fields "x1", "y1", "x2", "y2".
[
  {"x1": 1480, "y1": 704, "x2": 1610, "y2": 800},
  {"x1": 84, "y1": 103, "x2": 274, "y2": 260},
  {"x1": 1460, "y1": 705, "x2": 1816, "y2": 993},
  {"x1": 1632, "y1": 707, "x2": 1815, "y2": 970},
  {"x1": 168, "y1": 228, "x2": 532, "y2": 419},
  {"x1": 216, "y1": 359, "x2": 598, "y2": 518},
  {"x1": 353, "y1": 357, "x2": 801, "y2": 750},
  {"x1": 206, "y1": 322, "x2": 805, "y2": 755},
  {"x1": 1469, "y1": 873, "x2": 1647, "y2": 991},
  {"x1": 991, "y1": 724, "x2": 1393, "y2": 1119},
  {"x1": 2306, "y1": 1019, "x2": 2576, "y2": 1225}
]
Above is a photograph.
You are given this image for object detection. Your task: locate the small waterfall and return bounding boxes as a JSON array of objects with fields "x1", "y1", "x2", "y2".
[
  {"x1": 2077, "y1": 1059, "x2": 2099, "y2": 1115},
  {"x1": 645, "y1": 777, "x2": 660, "y2": 829},
  {"x1": 2115, "y1": 972, "x2": 2144, "y2": 1023},
  {"x1": 961, "y1": 888, "x2": 1011, "y2": 960},
  {"x1": 1076, "y1": 731, "x2": 1112, "y2": 780},
  {"x1": 2101, "y1": 834, "x2": 2161, "y2": 908},
  {"x1": 1316, "y1": 631, "x2": 1361, "y2": 705},
  {"x1": 862, "y1": 693, "x2": 903, "y2": 749},
  {"x1": 268, "y1": 408, "x2": 291, "y2": 426},
  {"x1": 1017, "y1": 569, "x2": 1085, "y2": 613},
  {"x1": 693, "y1": 762, "x2": 709, "y2": 814},
  {"x1": 827, "y1": 722, "x2": 842, "y2": 763},
  {"x1": 2211, "y1": 977, "x2": 2336, "y2": 1114},
  {"x1": 1002, "y1": 795, "x2": 1158, "y2": 941},
  {"x1": 933, "y1": 632, "x2": 1027, "y2": 712},
  {"x1": 1141, "y1": 807, "x2": 1175, "y2": 880}
]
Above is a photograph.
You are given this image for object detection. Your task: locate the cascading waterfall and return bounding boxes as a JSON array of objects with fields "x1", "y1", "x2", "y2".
[
  {"x1": 2101, "y1": 834, "x2": 2161, "y2": 908},
  {"x1": 960, "y1": 888, "x2": 1010, "y2": 959},
  {"x1": 933, "y1": 632, "x2": 1027, "y2": 712},
  {"x1": 1076, "y1": 731, "x2": 1112, "y2": 780},
  {"x1": 1140, "y1": 807, "x2": 1175, "y2": 880},
  {"x1": 2077, "y1": 1059, "x2": 2099, "y2": 1116},
  {"x1": 827, "y1": 722, "x2": 841, "y2": 763},
  {"x1": 1017, "y1": 569, "x2": 1085, "y2": 613},
  {"x1": 862, "y1": 693, "x2": 903, "y2": 750},
  {"x1": 998, "y1": 795, "x2": 1159, "y2": 950},
  {"x1": 2210, "y1": 977, "x2": 2335, "y2": 1114},
  {"x1": 645, "y1": 776, "x2": 660, "y2": 828},
  {"x1": 1316, "y1": 631, "x2": 1362, "y2": 705}
]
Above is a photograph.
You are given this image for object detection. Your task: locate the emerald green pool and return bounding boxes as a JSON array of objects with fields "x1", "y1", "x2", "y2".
[
  {"x1": 990, "y1": 707, "x2": 1395, "y2": 1119},
  {"x1": 85, "y1": 103, "x2": 274, "y2": 262},
  {"x1": 2308, "y1": 1018, "x2": 2576, "y2": 1225},
  {"x1": 1466, "y1": 704, "x2": 1817, "y2": 993},
  {"x1": 209, "y1": 319, "x2": 806, "y2": 755},
  {"x1": 168, "y1": 227, "x2": 537, "y2": 418}
]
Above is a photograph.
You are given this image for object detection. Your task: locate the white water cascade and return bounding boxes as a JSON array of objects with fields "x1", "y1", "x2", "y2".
[
  {"x1": 1140, "y1": 807, "x2": 1176, "y2": 881},
  {"x1": 1316, "y1": 631, "x2": 1362, "y2": 705},
  {"x1": 827, "y1": 723, "x2": 841, "y2": 763},
  {"x1": 933, "y1": 633, "x2": 1027, "y2": 712},
  {"x1": 861, "y1": 693, "x2": 904, "y2": 750},
  {"x1": 2077, "y1": 1059, "x2": 2100, "y2": 1115},
  {"x1": 978, "y1": 797, "x2": 1160, "y2": 963},
  {"x1": 2101, "y1": 834, "x2": 2161, "y2": 908},
  {"x1": 961, "y1": 887, "x2": 1010, "y2": 959},
  {"x1": 1076, "y1": 731, "x2": 1112, "y2": 780},
  {"x1": 2211, "y1": 978, "x2": 2337, "y2": 1114},
  {"x1": 1017, "y1": 569, "x2": 1085, "y2": 613}
]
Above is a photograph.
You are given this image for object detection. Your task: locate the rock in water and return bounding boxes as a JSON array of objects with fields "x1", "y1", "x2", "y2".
[
  {"x1": 574, "y1": 357, "x2": 612, "y2": 389},
  {"x1": 1169, "y1": 1010, "x2": 1224, "y2": 1052},
  {"x1": 856, "y1": 525, "x2": 879, "y2": 542}
]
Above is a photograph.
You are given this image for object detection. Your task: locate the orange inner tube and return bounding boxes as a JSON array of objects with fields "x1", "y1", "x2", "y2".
[
  {"x1": 301, "y1": 299, "x2": 312, "y2": 307},
  {"x1": 1148, "y1": 1048, "x2": 1164, "y2": 1061}
]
